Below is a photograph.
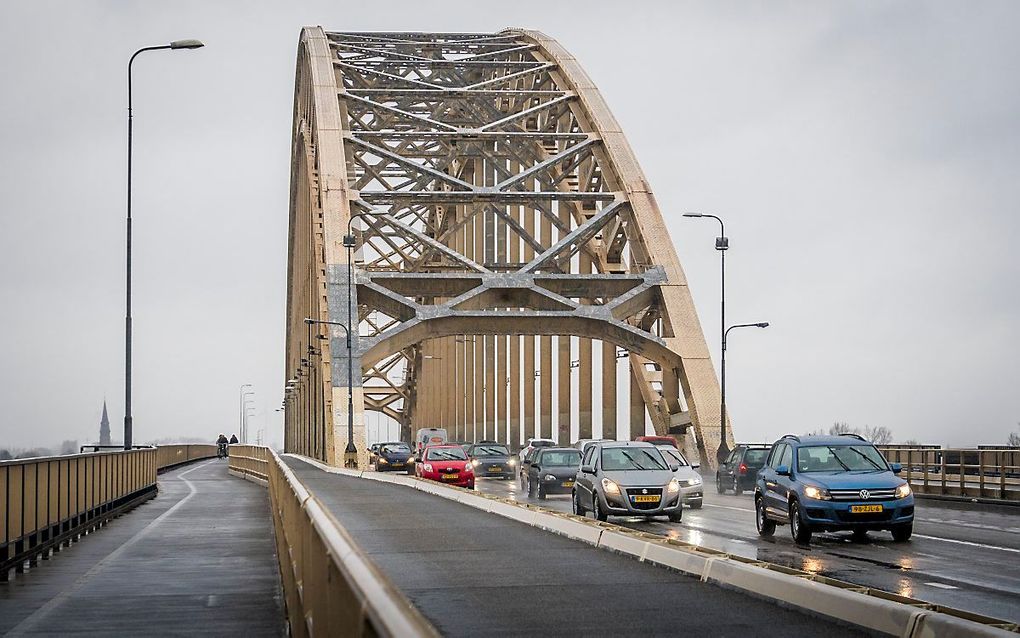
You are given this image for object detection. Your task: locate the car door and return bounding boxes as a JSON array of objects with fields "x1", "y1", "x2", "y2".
[
  {"x1": 762, "y1": 443, "x2": 788, "y2": 515},
  {"x1": 577, "y1": 444, "x2": 598, "y2": 508},
  {"x1": 722, "y1": 448, "x2": 738, "y2": 479}
]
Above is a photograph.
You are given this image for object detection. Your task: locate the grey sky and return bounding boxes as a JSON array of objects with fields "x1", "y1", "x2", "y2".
[{"x1": 1, "y1": 1, "x2": 1017, "y2": 451}]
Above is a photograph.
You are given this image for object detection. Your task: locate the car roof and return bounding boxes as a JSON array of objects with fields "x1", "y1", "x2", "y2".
[
  {"x1": 783, "y1": 435, "x2": 873, "y2": 447},
  {"x1": 425, "y1": 444, "x2": 462, "y2": 449},
  {"x1": 537, "y1": 447, "x2": 581, "y2": 453},
  {"x1": 598, "y1": 441, "x2": 656, "y2": 449}
]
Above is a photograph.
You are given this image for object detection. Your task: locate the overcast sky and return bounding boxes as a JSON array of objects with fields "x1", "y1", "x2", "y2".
[{"x1": 1, "y1": 1, "x2": 1017, "y2": 451}]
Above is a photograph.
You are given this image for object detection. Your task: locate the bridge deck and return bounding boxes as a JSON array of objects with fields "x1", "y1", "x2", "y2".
[
  {"x1": 282, "y1": 457, "x2": 866, "y2": 637},
  {"x1": 0, "y1": 460, "x2": 284, "y2": 636}
]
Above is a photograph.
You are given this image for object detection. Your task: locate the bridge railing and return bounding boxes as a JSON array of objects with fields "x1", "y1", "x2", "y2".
[
  {"x1": 227, "y1": 445, "x2": 269, "y2": 483},
  {"x1": 880, "y1": 447, "x2": 1020, "y2": 503},
  {"x1": 1, "y1": 444, "x2": 220, "y2": 580},
  {"x1": 231, "y1": 447, "x2": 436, "y2": 637}
]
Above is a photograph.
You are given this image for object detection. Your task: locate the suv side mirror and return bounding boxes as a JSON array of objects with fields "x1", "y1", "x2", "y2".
[
  {"x1": 890, "y1": 462, "x2": 902, "y2": 474},
  {"x1": 776, "y1": 465, "x2": 791, "y2": 477},
  {"x1": 692, "y1": 463, "x2": 700, "y2": 470},
  {"x1": 580, "y1": 464, "x2": 595, "y2": 474}
]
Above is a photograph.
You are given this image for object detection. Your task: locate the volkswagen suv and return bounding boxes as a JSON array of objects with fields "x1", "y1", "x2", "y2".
[{"x1": 754, "y1": 434, "x2": 914, "y2": 544}]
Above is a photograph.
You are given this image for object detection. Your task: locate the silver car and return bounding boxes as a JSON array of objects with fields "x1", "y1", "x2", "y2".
[
  {"x1": 657, "y1": 445, "x2": 703, "y2": 509},
  {"x1": 571, "y1": 441, "x2": 683, "y2": 522}
]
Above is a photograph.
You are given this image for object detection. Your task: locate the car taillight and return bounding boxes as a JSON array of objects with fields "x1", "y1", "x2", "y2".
[{"x1": 739, "y1": 463, "x2": 747, "y2": 474}]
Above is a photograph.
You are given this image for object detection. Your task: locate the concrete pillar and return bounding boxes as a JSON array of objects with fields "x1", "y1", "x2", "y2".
[
  {"x1": 630, "y1": 367, "x2": 645, "y2": 440},
  {"x1": 602, "y1": 341, "x2": 617, "y2": 440}
]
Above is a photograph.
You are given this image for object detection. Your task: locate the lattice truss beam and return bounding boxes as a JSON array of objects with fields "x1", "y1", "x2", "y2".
[{"x1": 286, "y1": 28, "x2": 730, "y2": 467}]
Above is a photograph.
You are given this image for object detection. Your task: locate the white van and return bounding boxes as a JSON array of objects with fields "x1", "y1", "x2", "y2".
[{"x1": 415, "y1": 428, "x2": 448, "y2": 455}]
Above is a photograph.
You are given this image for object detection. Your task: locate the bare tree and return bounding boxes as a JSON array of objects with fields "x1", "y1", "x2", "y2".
[
  {"x1": 1009, "y1": 424, "x2": 1020, "y2": 447},
  {"x1": 862, "y1": 426, "x2": 893, "y2": 446},
  {"x1": 828, "y1": 422, "x2": 855, "y2": 435}
]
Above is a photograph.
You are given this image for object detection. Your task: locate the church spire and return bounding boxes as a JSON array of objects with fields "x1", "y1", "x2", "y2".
[{"x1": 99, "y1": 400, "x2": 111, "y2": 446}]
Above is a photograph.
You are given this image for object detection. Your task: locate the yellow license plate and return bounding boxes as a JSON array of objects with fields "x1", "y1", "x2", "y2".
[
  {"x1": 489, "y1": 466, "x2": 502, "y2": 472},
  {"x1": 391, "y1": 463, "x2": 403, "y2": 468},
  {"x1": 562, "y1": 480, "x2": 574, "y2": 487},
  {"x1": 633, "y1": 495, "x2": 660, "y2": 503},
  {"x1": 441, "y1": 473, "x2": 458, "y2": 480},
  {"x1": 850, "y1": 504, "x2": 883, "y2": 513}
]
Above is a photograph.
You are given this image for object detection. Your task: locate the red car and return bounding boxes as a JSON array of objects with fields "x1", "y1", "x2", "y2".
[
  {"x1": 636, "y1": 435, "x2": 679, "y2": 449},
  {"x1": 416, "y1": 444, "x2": 475, "y2": 489}
]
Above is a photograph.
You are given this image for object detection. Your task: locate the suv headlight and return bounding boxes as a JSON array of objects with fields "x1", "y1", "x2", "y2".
[
  {"x1": 543, "y1": 474, "x2": 556, "y2": 482},
  {"x1": 803, "y1": 485, "x2": 831, "y2": 500},
  {"x1": 895, "y1": 483, "x2": 912, "y2": 498},
  {"x1": 601, "y1": 478, "x2": 621, "y2": 495},
  {"x1": 666, "y1": 478, "x2": 681, "y2": 494}
]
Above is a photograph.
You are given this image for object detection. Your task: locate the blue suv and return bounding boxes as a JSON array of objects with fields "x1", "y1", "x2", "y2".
[{"x1": 754, "y1": 434, "x2": 914, "y2": 544}]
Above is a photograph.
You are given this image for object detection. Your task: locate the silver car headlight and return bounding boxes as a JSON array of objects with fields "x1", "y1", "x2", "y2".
[
  {"x1": 895, "y1": 483, "x2": 912, "y2": 498},
  {"x1": 601, "y1": 478, "x2": 622, "y2": 495},
  {"x1": 543, "y1": 474, "x2": 556, "y2": 482},
  {"x1": 804, "y1": 485, "x2": 831, "y2": 500},
  {"x1": 666, "y1": 478, "x2": 681, "y2": 494}
]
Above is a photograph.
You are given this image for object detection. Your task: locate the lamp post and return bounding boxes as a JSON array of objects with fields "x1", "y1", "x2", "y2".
[
  {"x1": 682, "y1": 212, "x2": 730, "y2": 463},
  {"x1": 304, "y1": 317, "x2": 356, "y2": 468},
  {"x1": 123, "y1": 38, "x2": 204, "y2": 450},
  {"x1": 721, "y1": 322, "x2": 769, "y2": 461},
  {"x1": 239, "y1": 384, "x2": 253, "y2": 443},
  {"x1": 243, "y1": 396, "x2": 255, "y2": 443}
]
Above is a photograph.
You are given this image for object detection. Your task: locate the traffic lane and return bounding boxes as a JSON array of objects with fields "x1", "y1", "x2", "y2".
[
  {"x1": 292, "y1": 461, "x2": 866, "y2": 637},
  {"x1": 473, "y1": 478, "x2": 1020, "y2": 624}
]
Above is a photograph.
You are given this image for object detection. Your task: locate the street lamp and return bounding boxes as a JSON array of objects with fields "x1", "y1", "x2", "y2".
[
  {"x1": 239, "y1": 384, "x2": 253, "y2": 443},
  {"x1": 721, "y1": 322, "x2": 769, "y2": 461},
  {"x1": 682, "y1": 212, "x2": 730, "y2": 463},
  {"x1": 123, "y1": 38, "x2": 204, "y2": 450},
  {"x1": 305, "y1": 317, "x2": 356, "y2": 468}
]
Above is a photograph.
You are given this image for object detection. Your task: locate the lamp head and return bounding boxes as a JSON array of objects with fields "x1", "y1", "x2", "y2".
[
  {"x1": 756, "y1": 322, "x2": 770, "y2": 328},
  {"x1": 682, "y1": 213, "x2": 703, "y2": 218},
  {"x1": 170, "y1": 39, "x2": 204, "y2": 50}
]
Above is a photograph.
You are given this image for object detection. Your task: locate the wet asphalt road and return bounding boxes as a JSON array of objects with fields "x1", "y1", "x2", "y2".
[{"x1": 473, "y1": 475, "x2": 1020, "y2": 623}]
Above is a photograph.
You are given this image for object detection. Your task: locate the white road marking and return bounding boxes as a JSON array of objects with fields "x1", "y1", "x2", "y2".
[
  {"x1": 702, "y1": 502, "x2": 753, "y2": 513},
  {"x1": 913, "y1": 534, "x2": 1020, "y2": 554},
  {"x1": 924, "y1": 582, "x2": 959, "y2": 590}
]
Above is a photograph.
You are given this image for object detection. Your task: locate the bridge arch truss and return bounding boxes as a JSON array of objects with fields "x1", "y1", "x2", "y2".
[{"x1": 285, "y1": 27, "x2": 730, "y2": 467}]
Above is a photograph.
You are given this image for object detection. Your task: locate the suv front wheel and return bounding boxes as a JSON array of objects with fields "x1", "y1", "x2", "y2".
[
  {"x1": 789, "y1": 500, "x2": 812, "y2": 544},
  {"x1": 891, "y1": 523, "x2": 913, "y2": 542}
]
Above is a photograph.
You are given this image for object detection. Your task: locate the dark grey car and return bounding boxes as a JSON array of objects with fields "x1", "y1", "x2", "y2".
[
  {"x1": 467, "y1": 443, "x2": 516, "y2": 479},
  {"x1": 525, "y1": 448, "x2": 581, "y2": 499},
  {"x1": 572, "y1": 441, "x2": 683, "y2": 522}
]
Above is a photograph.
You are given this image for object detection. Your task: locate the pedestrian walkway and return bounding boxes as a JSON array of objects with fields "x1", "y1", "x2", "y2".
[{"x1": 0, "y1": 460, "x2": 284, "y2": 636}]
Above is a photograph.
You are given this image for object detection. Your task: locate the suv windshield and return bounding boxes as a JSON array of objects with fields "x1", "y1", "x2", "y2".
[
  {"x1": 797, "y1": 445, "x2": 888, "y2": 473},
  {"x1": 381, "y1": 443, "x2": 411, "y2": 454},
  {"x1": 539, "y1": 450, "x2": 581, "y2": 467},
  {"x1": 471, "y1": 445, "x2": 509, "y2": 457},
  {"x1": 743, "y1": 449, "x2": 769, "y2": 465},
  {"x1": 426, "y1": 447, "x2": 467, "y2": 461},
  {"x1": 601, "y1": 447, "x2": 667, "y2": 471}
]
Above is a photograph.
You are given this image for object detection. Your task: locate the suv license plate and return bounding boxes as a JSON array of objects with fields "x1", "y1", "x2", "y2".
[
  {"x1": 850, "y1": 504, "x2": 883, "y2": 513},
  {"x1": 632, "y1": 495, "x2": 660, "y2": 503}
]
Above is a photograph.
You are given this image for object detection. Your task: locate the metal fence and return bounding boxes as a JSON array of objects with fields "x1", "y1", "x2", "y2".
[
  {"x1": 1, "y1": 444, "x2": 220, "y2": 580},
  {"x1": 246, "y1": 448, "x2": 437, "y2": 637},
  {"x1": 227, "y1": 445, "x2": 269, "y2": 483},
  {"x1": 880, "y1": 447, "x2": 1020, "y2": 502}
]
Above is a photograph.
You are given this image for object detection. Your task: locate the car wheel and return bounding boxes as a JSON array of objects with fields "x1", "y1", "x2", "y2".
[
  {"x1": 716, "y1": 473, "x2": 726, "y2": 494},
  {"x1": 733, "y1": 477, "x2": 743, "y2": 496},
  {"x1": 520, "y1": 473, "x2": 528, "y2": 491},
  {"x1": 789, "y1": 500, "x2": 812, "y2": 544},
  {"x1": 689, "y1": 500, "x2": 702, "y2": 510},
  {"x1": 572, "y1": 490, "x2": 586, "y2": 516},
  {"x1": 668, "y1": 504, "x2": 683, "y2": 523},
  {"x1": 891, "y1": 523, "x2": 913, "y2": 542},
  {"x1": 527, "y1": 477, "x2": 536, "y2": 498},
  {"x1": 755, "y1": 496, "x2": 776, "y2": 537},
  {"x1": 538, "y1": 484, "x2": 547, "y2": 500},
  {"x1": 592, "y1": 493, "x2": 608, "y2": 522}
]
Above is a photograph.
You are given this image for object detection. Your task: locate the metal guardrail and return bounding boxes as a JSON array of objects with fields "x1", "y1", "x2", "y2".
[
  {"x1": 227, "y1": 445, "x2": 269, "y2": 483},
  {"x1": 252, "y1": 448, "x2": 437, "y2": 638},
  {"x1": 880, "y1": 447, "x2": 1020, "y2": 503},
  {"x1": 1, "y1": 444, "x2": 220, "y2": 581}
]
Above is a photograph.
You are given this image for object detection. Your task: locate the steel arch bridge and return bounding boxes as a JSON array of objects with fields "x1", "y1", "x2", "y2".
[{"x1": 284, "y1": 27, "x2": 731, "y2": 468}]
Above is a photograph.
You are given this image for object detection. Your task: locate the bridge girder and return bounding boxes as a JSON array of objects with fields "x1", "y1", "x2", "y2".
[{"x1": 285, "y1": 27, "x2": 731, "y2": 468}]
